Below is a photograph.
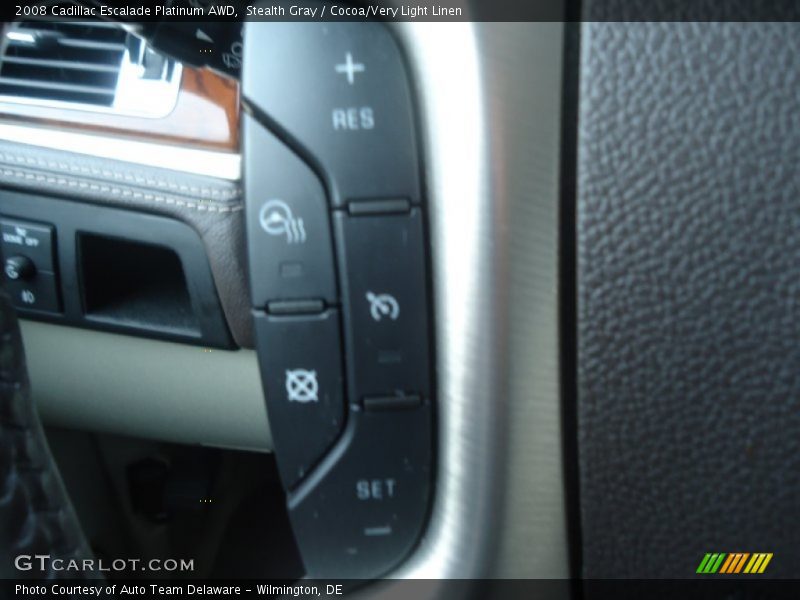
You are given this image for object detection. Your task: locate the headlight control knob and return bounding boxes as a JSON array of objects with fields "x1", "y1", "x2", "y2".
[{"x1": 4, "y1": 255, "x2": 36, "y2": 281}]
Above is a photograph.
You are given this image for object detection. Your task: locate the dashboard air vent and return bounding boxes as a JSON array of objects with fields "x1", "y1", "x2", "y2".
[
  {"x1": 0, "y1": 20, "x2": 182, "y2": 117},
  {"x1": 1, "y1": 21, "x2": 126, "y2": 106}
]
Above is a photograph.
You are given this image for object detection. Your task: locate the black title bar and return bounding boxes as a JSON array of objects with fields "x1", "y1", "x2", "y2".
[{"x1": 6, "y1": 0, "x2": 800, "y2": 22}]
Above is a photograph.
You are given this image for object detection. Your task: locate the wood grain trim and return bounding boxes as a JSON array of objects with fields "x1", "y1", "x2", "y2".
[{"x1": 0, "y1": 67, "x2": 239, "y2": 152}]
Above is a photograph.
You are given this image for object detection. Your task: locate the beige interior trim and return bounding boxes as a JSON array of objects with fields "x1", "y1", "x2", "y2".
[{"x1": 21, "y1": 320, "x2": 271, "y2": 452}]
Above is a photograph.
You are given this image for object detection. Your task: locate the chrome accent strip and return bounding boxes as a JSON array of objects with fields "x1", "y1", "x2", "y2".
[
  {"x1": 0, "y1": 64, "x2": 182, "y2": 120},
  {"x1": 110, "y1": 53, "x2": 182, "y2": 118},
  {"x1": 385, "y1": 20, "x2": 568, "y2": 582},
  {"x1": 6, "y1": 31, "x2": 35, "y2": 44},
  {"x1": 1, "y1": 27, "x2": 182, "y2": 119},
  {"x1": 0, "y1": 122, "x2": 241, "y2": 180}
]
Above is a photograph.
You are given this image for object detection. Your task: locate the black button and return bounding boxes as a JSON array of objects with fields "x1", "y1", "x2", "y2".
[
  {"x1": 266, "y1": 299, "x2": 325, "y2": 316},
  {"x1": 334, "y1": 209, "x2": 431, "y2": 400},
  {"x1": 348, "y1": 198, "x2": 410, "y2": 216},
  {"x1": 288, "y1": 405, "x2": 431, "y2": 578},
  {"x1": 244, "y1": 115, "x2": 337, "y2": 307},
  {"x1": 242, "y1": 21, "x2": 421, "y2": 206},
  {"x1": 4, "y1": 255, "x2": 36, "y2": 282},
  {"x1": 6, "y1": 272, "x2": 60, "y2": 314},
  {"x1": 1, "y1": 218, "x2": 55, "y2": 271},
  {"x1": 254, "y1": 310, "x2": 346, "y2": 489},
  {"x1": 363, "y1": 394, "x2": 422, "y2": 411}
]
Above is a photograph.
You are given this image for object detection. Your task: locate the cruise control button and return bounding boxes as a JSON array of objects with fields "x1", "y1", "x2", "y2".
[
  {"x1": 244, "y1": 115, "x2": 338, "y2": 307},
  {"x1": 6, "y1": 272, "x2": 60, "y2": 314},
  {"x1": 334, "y1": 209, "x2": 431, "y2": 399},
  {"x1": 243, "y1": 20, "x2": 421, "y2": 205},
  {"x1": 254, "y1": 310, "x2": 346, "y2": 489},
  {"x1": 288, "y1": 405, "x2": 431, "y2": 578},
  {"x1": 1, "y1": 218, "x2": 55, "y2": 272}
]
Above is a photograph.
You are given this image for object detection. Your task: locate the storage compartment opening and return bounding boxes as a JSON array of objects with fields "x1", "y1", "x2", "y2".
[{"x1": 79, "y1": 234, "x2": 200, "y2": 337}]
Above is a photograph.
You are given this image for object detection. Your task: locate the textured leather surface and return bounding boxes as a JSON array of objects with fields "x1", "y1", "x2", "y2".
[
  {"x1": 0, "y1": 140, "x2": 252, "y2": 347},
  {"x1": 0, "y1": 290, "x2": 94, "y2": 578},
  {"x1": 577, "y1": 22, "x2": 800, "y2": 578}
]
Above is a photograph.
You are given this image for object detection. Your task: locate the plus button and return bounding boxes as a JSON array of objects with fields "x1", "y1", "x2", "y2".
[{"x1": 335, "y1": 52, "x2": 365, "y2": 85}]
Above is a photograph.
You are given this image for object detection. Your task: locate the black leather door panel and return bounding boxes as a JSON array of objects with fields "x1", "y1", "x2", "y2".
[{"x1": 577, "y1": 20, "x2": 800, "y2": 578}]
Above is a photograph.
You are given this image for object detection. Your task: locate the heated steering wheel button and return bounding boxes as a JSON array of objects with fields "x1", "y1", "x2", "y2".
[
  {"x1": 244, "y1": 115, "x2": 337, "y2": 307},
  {"x1": 254, "y1": 310, "x2": 346, "y2": 489}
]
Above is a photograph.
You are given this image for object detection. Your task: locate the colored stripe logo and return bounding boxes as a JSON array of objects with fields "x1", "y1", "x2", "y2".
[{"x1": 697, "y1": 553, "x2": 773, "y2": 574}]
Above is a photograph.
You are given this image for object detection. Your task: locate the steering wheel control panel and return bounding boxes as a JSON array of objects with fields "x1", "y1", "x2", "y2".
[{"x1": 243, "y1": 19, "x2": 433, "y2": 578}]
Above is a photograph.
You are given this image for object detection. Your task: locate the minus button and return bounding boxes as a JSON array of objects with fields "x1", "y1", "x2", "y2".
[{"x1": 364, "y1": 525, "x2": 392, "y2": 537}]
